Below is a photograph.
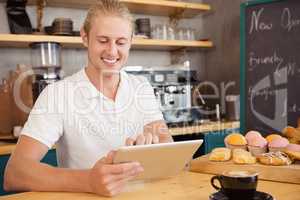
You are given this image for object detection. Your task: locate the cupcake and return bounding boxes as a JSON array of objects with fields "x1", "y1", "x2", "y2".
[
  {"x1": 224, "y1": 133, "x2": 247, "y2": 150},
  {"x1": 285, "y1": 143, "x2": 300, "y2": 152},
  {"x1": 268, "y1": 137, "x2": 289, "y2": 152},
  {"x1": 247, "y1": 136, "x2": 268, "y2": 156},
  {"x1": 265, "y1": 134, "x2": 282, "y2": 143},
  {"x1": 245, "y1": 130, "x2": 262, "y2": 141}
]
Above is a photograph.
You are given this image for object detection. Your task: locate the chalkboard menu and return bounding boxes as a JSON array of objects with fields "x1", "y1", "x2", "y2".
[{"x1": 240, "y1": 0, "x2": 300, "y2": 134}]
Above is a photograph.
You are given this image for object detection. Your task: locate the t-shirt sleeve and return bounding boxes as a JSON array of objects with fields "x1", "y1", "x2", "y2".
[
  {"x1": 134, "y1": 77, "x2": 164, "y2": 126},
  {"x1": 21, "y1": 84, "x2": 63, "y2": 148}
]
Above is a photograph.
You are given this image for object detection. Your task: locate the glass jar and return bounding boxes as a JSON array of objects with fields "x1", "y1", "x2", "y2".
[{"x1": 30, "y1": 42, "x2": 61, "y2": 68}]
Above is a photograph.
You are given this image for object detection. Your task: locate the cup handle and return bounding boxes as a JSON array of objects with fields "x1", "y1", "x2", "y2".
[{"x1": 210, "y1": 175, "x2": 221, "y2": 191}]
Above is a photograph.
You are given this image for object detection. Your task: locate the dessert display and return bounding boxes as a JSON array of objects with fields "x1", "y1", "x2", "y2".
[
  {"x1": 257, "y1": 151, "x2": 292, "y2": 166},
  {"x1": 209, "y1": 147, "x2": 231, "y2": 161},
  {"x1": 245, "y1": 131, "x2": 268, "y2": 156},
  {"x1": 207, "y1": 125, "x2": 300, "y2": 167},
  {"x1": 224, "y1": 133, "x2": 247, "y2": 150},
  {"x1": 232, "y1": 149, "x2": 256, "y2": 164}
]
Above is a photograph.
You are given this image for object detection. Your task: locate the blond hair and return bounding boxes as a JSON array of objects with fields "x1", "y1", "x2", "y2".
[{"x1": 83, "y1": 0, "x2": 133, "y2": 35}]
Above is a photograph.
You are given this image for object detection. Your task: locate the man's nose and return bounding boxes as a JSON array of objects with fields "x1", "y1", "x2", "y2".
[{"x1": 106, "y1": 42, "x2": 118, "y2": 56}]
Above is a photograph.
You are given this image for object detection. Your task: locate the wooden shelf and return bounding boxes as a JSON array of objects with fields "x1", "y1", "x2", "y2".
[
  {"x1": 0, "y1": 34, "x2": 213, "y2": 50},
  {"x1": 26, "y1": 0, "x2": 211, "y2": 18}
]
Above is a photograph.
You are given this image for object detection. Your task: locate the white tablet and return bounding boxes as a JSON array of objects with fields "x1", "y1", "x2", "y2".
[{"x1": 113, "y1": 140, "x2": 203, "y2": 180}]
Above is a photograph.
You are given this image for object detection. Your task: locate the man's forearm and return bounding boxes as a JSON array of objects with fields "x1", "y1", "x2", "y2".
[{"x1": 4, "y1": 158, "x2": 92, "y2": 193}]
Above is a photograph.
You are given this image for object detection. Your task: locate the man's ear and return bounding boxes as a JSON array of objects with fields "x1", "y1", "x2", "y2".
[{"x1": 80, "y1": 27, "x2": 88, "y2": 48}]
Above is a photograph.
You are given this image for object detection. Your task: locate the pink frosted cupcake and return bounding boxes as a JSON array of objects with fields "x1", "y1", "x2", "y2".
[
  {"x1": 245, "y1": 131, "x2": 262, "y2": 142},
  {"x1": 245, "y1": 131, "x2": 267, "y2": 156},
  {"x1": 268, "y1": 137, "x2": 289, "y2": 152},
  {"x1": 285, "y1": 143, "x2": 300, "y2": 152},
  {"x1": 247, "y1": 137, "x2": 268, "y2": 156}
]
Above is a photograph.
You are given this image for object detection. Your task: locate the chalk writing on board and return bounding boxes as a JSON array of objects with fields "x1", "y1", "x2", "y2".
[
  {"x1": 248, "y1": 51, "x2": 283, "y2": 71},
  {"x1": 244, "y1": 0, "x2": 300, "y2": 131},
  {"x1": 249, "y1": 7, "x2": 273, "y2": 34},
  {"x1": 288, "y1": 104, "x2": 300, "y2": 113},
  {"x1": 248, "y1": 87, "x2": 276, "y2": 101},
  {"x1": 274, "y1": 62, "x2": 298, "y2": 78},
  {"x1": 248, "y1": 67, "x2": 287, "y2": 131},
  {"x1": 281, "y1": 8, "x2": 300, "y2": 32}
]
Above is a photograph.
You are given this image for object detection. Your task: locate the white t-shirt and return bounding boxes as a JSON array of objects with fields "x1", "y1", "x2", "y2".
[{"x1": 21, "y1": 69, "x2": 163, "y2": 169}]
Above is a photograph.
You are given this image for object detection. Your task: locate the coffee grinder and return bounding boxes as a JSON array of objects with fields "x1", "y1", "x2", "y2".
[{"x1": 30, "y1": 42, "x2": 63, "y2": 102}]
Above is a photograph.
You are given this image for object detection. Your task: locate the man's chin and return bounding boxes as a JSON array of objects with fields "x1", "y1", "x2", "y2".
[{"x1": 95, "y1": 65, "x2": 122, "y2": 74}]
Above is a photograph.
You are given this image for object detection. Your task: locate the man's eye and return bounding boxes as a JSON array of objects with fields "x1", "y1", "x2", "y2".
[
  {"x1": 98, "y1": 40, "x2": 107, "y2": 43},
  {"x1": 117, "y1": 40, "x2": 127, "y2": 45}
]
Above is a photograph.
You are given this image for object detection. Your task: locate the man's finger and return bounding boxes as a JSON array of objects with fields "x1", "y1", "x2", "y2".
[
  {"x1": 107, "y1": 175, "x2": 136, "y2": 195},
  {"x1": 152, "y1": 134, "x2": 159, "y2": 144},
  {"x1": 105, "y1": 162, "x2": 142, "y2": 174},
  {"x1": 103, "y1": 166, "x2": 143, "y2": 185},
  {"x1": 105, "y1": 151, "x2": 116, "y2": 164},
  {"x1": 125, "y1": 138, "x2": 134, "y2": 146},
  {"x1": 144, "y1": 133, "x2": 152, "y2": 144},
  {"x1": 106, "y1": 178, "x2": 131, "y2": 197},
  {"x1": 135, "y1": 134, "x2": 145, "y2": 145}
]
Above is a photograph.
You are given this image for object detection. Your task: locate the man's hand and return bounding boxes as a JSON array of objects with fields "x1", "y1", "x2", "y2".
[
  {"x1": 88, "y1": 151, "x2": 143, "y2": 197},
  {"x1": 125, "y1": 120, "x2": 173, "y2": 146},
  {"x1": 125, "y1": 133, "x2": 159, "y2": 146}
]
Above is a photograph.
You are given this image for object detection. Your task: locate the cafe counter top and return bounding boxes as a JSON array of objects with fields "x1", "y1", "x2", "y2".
[
  {"x1": 168, "y1": 121, "x2": 239, "y2": 136},
  {"x1": 0, "y1": 121, "x2": 240, "y2": 155},
  {"x1": 1, "y1": 171, "x2": 299, "y2": 200}
]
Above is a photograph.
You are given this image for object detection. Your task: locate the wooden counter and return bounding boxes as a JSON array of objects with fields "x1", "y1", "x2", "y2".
[
  {"x1": 0, "y1": 121, "x2": 240, "y2": 155},
  {"x1": 169, "y1": 121, "x2": 240, "y2": 136},
  {"x1": 1, "y1": 171, "x2": 299, "y2": 200}
]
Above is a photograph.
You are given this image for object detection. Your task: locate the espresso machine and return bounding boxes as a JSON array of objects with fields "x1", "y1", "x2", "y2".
[{"x1": 124, "y1": 66, "x2": 200, "y2": 125}]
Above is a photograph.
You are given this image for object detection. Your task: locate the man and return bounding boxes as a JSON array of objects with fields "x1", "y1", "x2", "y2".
[{"x1": 4, "y1": 0, "x2": 173, "y2": 197}]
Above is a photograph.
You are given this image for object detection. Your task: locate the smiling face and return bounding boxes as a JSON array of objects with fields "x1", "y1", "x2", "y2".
[{"x1": 81, "y1": 14, "x2": 132, "y2": 75}]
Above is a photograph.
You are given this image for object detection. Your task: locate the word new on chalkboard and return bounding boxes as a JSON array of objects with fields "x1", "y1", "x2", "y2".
[{"x1": 240, "y1": 0, "x2": 300, "y2": 135}]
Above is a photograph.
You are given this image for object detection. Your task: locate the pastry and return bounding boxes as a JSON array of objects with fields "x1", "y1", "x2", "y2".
[
  {"x1": 245, "y1": 130, "x2": 262, "y2": 141},
  {"x1": 257, "y1": 152, "x2": 292, "y2": 166},
  {"x1": 246, "y1": 131, "x2": 267, "y2": 156},
  {"x1": 284, "y1": 144, "x2": 300, "y2": 160},
  {"x1": 268, "y1": 137, "x2": 289, "y2": 152},
  {"x1": 232, "y1": 149, "x2": 256, "y2": 164},
  {"x1": 285, "y1": 143, "x2": 300, "y2": 152},
  {"x1": 284, "y1": 151, "x2": 300, "y2": 160},
  {"x1": 265, "y1": 134, "x2": 282, "y2": 143},
  {"x1": 282, "y1": 126, "x2": 298, "y2": 138},
  {"x1": 247, "y1": 137, "x2": 268, "y2": 156},
  {"x1": 224, "y1": 133, "x2": 247, "y2": 150},
  {"x1": 209, "y1": 147, "x2": 231, "y2": 161},
  {"x1": 282, "y1": 126, "x2": 300, "y2": 144}
]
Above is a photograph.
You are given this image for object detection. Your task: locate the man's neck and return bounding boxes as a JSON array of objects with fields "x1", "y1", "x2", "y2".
[{"x1": 85, "y1": 66, "x2": 121, "y2": 100}]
